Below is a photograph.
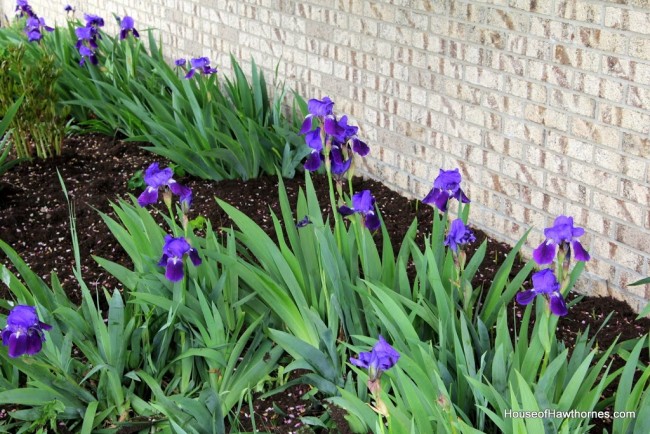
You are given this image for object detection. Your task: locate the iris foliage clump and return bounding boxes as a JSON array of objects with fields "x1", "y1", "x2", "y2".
[
  {"x1": 0, "y1": 1, "x2": 307, "y2": 179},
  {"x1": 1, "y1": 1, "x2": 649, "y2": 433}
]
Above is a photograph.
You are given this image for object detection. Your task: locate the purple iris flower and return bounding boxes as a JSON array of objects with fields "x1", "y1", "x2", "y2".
[
  {"x1": 137, "y1": 163, "x2": 192, "y2": 207},
  {"x1": 15, "y1": 0, "x2": 34, "y2": 17},
  {"x1": 300, "y1": 96, "x2": 370, "y2": 172},
  {"x1": 350, "y1": 335, "x2": 400, "y2": 381},
  {"x1": 422, "y1": 168, "x2": 470, "y2": 212},
  {"x1": 351, "y1": 138, "x2": 370, "y2": 157},
  {"x1": 532, "y1": 216, "x2": 590, "y2": 265},
  {"x1": 338, "y1": 190, "x2": 381, "y2": 231},
  {"x1": 119, "y1": 16, "x2": 139, "y2": 40},
  {"x1": 2, "y1": 305, "x2": 52, "y2": 358},
  {"x1": 84, "y1": 13, "x2": 104, "y2": 28},
  {"x1": 299, "y1": 96, "x2": 335, "y2": 134},
  {"x1": 75, "y1": 14, "x2": 104, "y2": 66},
  {"x1": 64, "y1": 4, "x2": 74, "y2": 13},
  {"x1": 79, "y1": 47, "x2": 98, "y2": 65},
  {"x1": 304, "y1": 152, "x2": 323, "y2": 172},
  {"x1": 75, "y1": 26, "x2": 94, "y2": 42},
  {"x1": 324, "y1": 115, "x2": 357, "y2": 142},
  {"x1": 184, "y1": 57, "x2": 218, "y2": 79},
  {"x1": 158, "y1": 235, "x2": 201, "y2": 282},
  {"x1": 296, "y1": 216, "x2": 312, "y2": 228},
  {"x1": 330, "y1": 145, "x2": 352, "y2": 176},
  {"x1": 445, "y1": 219, "x2": 476, "y2": 253},
  {"x1": 302, "y1": 128, "x2": 324, "y2": 171},
  {"x1": 78, "y1": 45, "x2": 98, "y2": 66},
  {"x1": 175, "y1": 58, "x2": 187, "y2": 67},
  {"x1": 516, "y1": 269, "x2": 568, "y2": 316}
]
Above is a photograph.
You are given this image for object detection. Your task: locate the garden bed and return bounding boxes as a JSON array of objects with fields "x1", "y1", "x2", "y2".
[{"x1": 1, "y1": 134, "x2": 647, "y2": 433}]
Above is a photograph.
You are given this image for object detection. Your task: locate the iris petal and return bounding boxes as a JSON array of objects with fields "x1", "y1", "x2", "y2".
[
  {"x1": 352, "y1": 138, "x2": 370, "y2": 156},
  {"x1": 189, "y1": 248, "x2": 202, "y2": 266},
  {"x1": 351, "y1": 190, "x2": 374, "y2": 213},
  {"x1": 338, "y1": 205, "x2": 355, "y2": 216},
  {"x1": 434, "y1": 190, "x2": 451, "y2": 211},
  {"x1": 516, "y1": 289, "x2": 537, "y2": 305},
  {"x1": 532, "y1": 241, "x2": 556, "y2": 265},
  {"x1": 549, "y1": 292, "x2": 568, "y2": 316},
  {"x1": 165, "y1": 258, "x2": 184, "y2": 282},
  {"x1": 365, "y1": 213, "x2": 381, "y2": 231},
  {"x1": 137, "y1": 186, "x2": 159, "y2": 207},
  {"x1": 456, "y1": 188, "x2": 471, "y2": 204},
  {"x1": 8, "y1": 333, "x2": 27, "y2": 358},
  {"x1": 25, "y1": 332, "x2": 43, "y2": 355},
  {"x1": 299, "y1": 116, "x2": 313, "y2": 135},
  {"x1": 304, "y1": 152, "x2": 322, "y2": 171},
  {"x1": 422, "y1": 188, "x2": 439, "y2": 205},
  {"x1": 572, "y1": 240, "x2": 590, "y2": 262},
  {"x1": 1, "y1": 329, "x2": 11, "y2": 345},
  {"x1": 305, "y1": 128, "x2": 323, "y2": 151}
]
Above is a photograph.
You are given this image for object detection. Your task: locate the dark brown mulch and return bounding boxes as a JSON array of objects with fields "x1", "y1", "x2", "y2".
[{"x1": 0, "y1": 134, "x2": 648, "y2": 433}]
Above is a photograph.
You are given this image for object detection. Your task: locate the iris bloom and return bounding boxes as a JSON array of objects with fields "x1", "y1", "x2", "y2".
[
  {"x1": 78, "y1": 45, "x2": 98, "y2": 66},
  {"x1": 119, "y1": 16, "x2": 139, "y2": 39},
  {"x1": 532, "y1": 215, "x2": 590, "y2": 265},
  {"x1": 75, "y1": 14, "x2": 104, "y2": 66},
  {"x1": 296, "y1": 216, "x2": 311, "y2": 228},
  {"x1": 184, "y1": 57, "x2": 218, "y2": 79},
  {"x1": 350, "y1": 335, "x2": 400, "y2": 381},
  {"x1": 24, "y1": 16, "x2": 53, "y2": 42},
  {"x1": 516, "y1": 269, "x2": 568, "y2": 316},
  {"x1": 300, "y1": 97, "x2": 369, "y2": 173},
  {"x1": 64, "y1": 4, "x2": 74, "y2": 13},
  {"x1": 15, "y1": 0, "x2": 34, "y2": 18},
  {"x1": 137, "y1": 163, "x2": 192, "y2": 207},
  {"x1": 445, "y1": 219, "x2": 476, "y2": 253},
  {"x1": 75, "y1": 26, "x2": 96, "y2": 47},
  {"x1": 338, "y1": 190, "x2": 381, "y2": 231},
  {"x1": 2, "y1": 305, "x2": 52, "y2": 358},
  {"x1": 423, "y1": 168, "x2": 470, "y2": 212},
  {"x1": 158, "y1": 235, "x2": 202, "y2": 281},
  {"x1": 330, "y1": 145, "x2": 352, "y2": 176},
  {"x1": 299, "y1": 96, "x2": 335, "y2": 134},
  {"x1": 174, "y1": 58, "x2": 187, "y2": 67},
  {"x1": 303, "y1": 128, "x2": 324, "y2": 171},
  {"x1": 84, "y1": 13, "x2": 104, "y2": 28}
]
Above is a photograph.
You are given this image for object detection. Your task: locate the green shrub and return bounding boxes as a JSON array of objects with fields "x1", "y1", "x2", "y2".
[
  {"x1": 0, "y1": 96, "x2": 24, "y2": 179},
  {"x1": 0, "y1": 41, "x2": 68, "y2": 159}
]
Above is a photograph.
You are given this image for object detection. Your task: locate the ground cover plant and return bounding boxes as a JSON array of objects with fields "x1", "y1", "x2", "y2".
[{"x1": 1, "y1": 2, "x2": 649, "y2": 433}]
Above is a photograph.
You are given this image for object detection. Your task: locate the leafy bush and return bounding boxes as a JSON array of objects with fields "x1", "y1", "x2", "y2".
[
  {"x1": 0, "y1": 37, "x2": 68, "y2": 159},
  {"x1": 0, "y1": 96, "x2": 24, "y2": 179}
]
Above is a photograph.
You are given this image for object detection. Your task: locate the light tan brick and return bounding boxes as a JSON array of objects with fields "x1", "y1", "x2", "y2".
[
  {"x1": 553, "y1": 90, "x2": 596, "y2": 118},
  {"x1": 600, "y1": 104, "x2": 650, "y2": 135},
  {"x1": 574, "y1": 72, "x2": 626, "y2": 102},
  {"x1": 621, "y1": 133, "x2": 650, "y2": 158},
  {"x1": 556, "y1": 0, "x2": 602, "y2": 23},
  {"x1": 571, "y1": 118, "x2": 620, "y2": 149},
  {"x1": 525, "y1": 104, "x2": 569, "y2": 131},
  {"x1": 592, "y1": 191, "x2": 645, "y2": 226},
  {"x1": 553, "y1": 45, "x2": 600, "y2": 73},
  {"x1": 630, "y1": 37, "x2": 650, "y2": 62},
  {"x1": 465, "y1": 66, "x2": 501, "y2": 90},
  {"x1": 570, "y1": 160, "x2": 618, "y2": 191}
]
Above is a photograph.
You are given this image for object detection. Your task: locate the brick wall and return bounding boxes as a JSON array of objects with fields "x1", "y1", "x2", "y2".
[{"x1": 4, "y1": 0, "x2": 650, "y2": 312}]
